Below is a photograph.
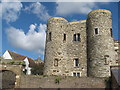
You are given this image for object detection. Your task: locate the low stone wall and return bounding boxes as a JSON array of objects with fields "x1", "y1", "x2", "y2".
[{"x1": 20, "y1": 75, "x2": 107, "y2": 88}]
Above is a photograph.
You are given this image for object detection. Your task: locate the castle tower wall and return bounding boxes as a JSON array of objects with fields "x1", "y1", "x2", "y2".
[
  {"x1": 44, "y1": 17, "x2": 87, "y2": 77},
  {"x1": 65, "y1": 21, "x2": 87, "y2": 77},
  {"x1": 44, "y1": 17, "x2": 68, "y2": 75},
  {"x1": 86, "y1": 9, "x2": 116, "y2": 77}
]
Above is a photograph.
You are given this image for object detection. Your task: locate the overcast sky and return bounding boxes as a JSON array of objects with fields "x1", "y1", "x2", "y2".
[{"x1": 1, "y1": 0, "x2": 119, "y2": 60}]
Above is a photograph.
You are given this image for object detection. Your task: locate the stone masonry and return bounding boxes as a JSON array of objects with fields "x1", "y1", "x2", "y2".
[{"x1": 44, "y1": 9, "x2": 119, "y2": 77}]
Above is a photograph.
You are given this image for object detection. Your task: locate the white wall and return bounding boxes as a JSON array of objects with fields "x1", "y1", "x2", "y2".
[
  {"x1": 2, "y1": 50, "x2": 12, "y2": 59},
  {"x1": 23, "y1": 57, "x2": 31, "y2": 75}
]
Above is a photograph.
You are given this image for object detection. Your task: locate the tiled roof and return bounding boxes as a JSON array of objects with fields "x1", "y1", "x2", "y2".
[{"x1": 7, "y1": 50, "x2": 35, "y2": 67}]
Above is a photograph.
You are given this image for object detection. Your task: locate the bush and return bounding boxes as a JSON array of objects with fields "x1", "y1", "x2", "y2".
[
  {"x1": 9, "y1": 61, "x2": 15, "y2": 64},
  {"x1": 55, "y1": 76, "x2": 61, "y2": 84},
  {"x1": 31, "y1": 63, "x2": 44, "y2": 75},
  {"x1": 43, "y1": 75, "x2": 48, "y2": 77}
]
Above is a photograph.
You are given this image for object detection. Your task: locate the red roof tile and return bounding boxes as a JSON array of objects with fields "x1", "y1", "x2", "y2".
[{"x1": 7, "y1": 50, "x2": 35, "y2": 67}]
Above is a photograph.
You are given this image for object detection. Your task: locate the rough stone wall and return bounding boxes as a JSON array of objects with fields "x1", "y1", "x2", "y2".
[
  {"x1": 20, "y1": 75, "x2": 106, "y2": 88},
  {"x1": 44, "y1": 17, "x2": 87, "y2": 77},
  {"x1": 114, "y1": 40, "x2": 120, "y2": 65},
  {"x1": 87, "y1": 9, "x2": 116, "y2": 77},
  {"x1": 44, "y1": 9, "x2": 117, "y2": 78},
  {"x1": 0, "y1": 64, "x2": 22, "y2": 88}
]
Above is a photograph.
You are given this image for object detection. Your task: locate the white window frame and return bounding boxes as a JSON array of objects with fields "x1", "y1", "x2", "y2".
[{"x1": 72, "y1": 72, "x2": 81, "y2": 77}]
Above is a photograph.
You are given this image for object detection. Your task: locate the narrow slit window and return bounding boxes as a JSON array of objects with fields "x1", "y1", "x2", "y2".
[
  {"x1": 78, "y1": 33, "x2": 80, "y2": 41},
  {"x1": 74, "y1": 58, "x2": 79, "y2": 67},
  {"x1": 49, "y1": 32, "x2": 52, "y2": 41},
  {"x1": 54, "y1": 59, "x2": 58, "y2": 66},
  {"x1": 110, "y1": 28, "x2": 113, "y2": 37},
  {"x1": 95, "y1": 28, "x2": 99, "y2": 35},
  {"x1": 104, "y1": 55, "x2": 109, "y2": 65},
  {"x1": 74, "y1": 34, "x2": 76, "y2": 41},
  {"x1": 63, "y1": 34, "x2": 66, "y2": 41}
]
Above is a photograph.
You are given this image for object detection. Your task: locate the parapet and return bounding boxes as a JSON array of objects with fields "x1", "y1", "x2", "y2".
[
  {"x1": 48, "y1": 17, "x2": 68, "y2": 23},
  {"x1": 68, "y1": 20, "x2": 86, "y2": 25},
  {"x1": 88, "y1": 9, "x2": 111, "y2": 16}
]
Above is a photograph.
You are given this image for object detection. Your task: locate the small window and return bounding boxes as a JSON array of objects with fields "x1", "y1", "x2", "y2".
[
  {"x1": 78, "y1": 33, "x2": 80, "y2": 41},
  {"x1": 95, "y1": 28, "x2": 99, "y2": 35},
  {"x1": 73, "y1": 33, "x2": 80, "y2": 41},
  {"x1": 105, "y1": 59, "x2": 109, "y2": 65},
  {"x1": 54, "y1": 59, "x2": 58, "y2": 66},
  {"x1": 73, "y1": 72, "x2": 80, "y2": 77},
  {"x1": 63, "y1": 34, "x2": 66, "y2": 41},
  {"x1": 74, "y1": 34, "x2": 76, "y2": 41},
  {"x1": 104, "y1": 55, "x2": 109, "y2": 65},
  {"x1": 49, "y1": 32, "x2": 52, "y2": 41},
  {"x1": 110, "y1": 28, "x2": 113, "y2": 37},
  {"x1": 73, "y1": 73, "x2": 76, "y2": 76},
  {"x1": 77, "y1": 73, "x2": 80, "y2": 77},
  {"x1": 116, "y1": 60, "x2": 118, "y2": 63},
  {"x1": 74, "y1": 58, "x2": 79, "y2": 67}
]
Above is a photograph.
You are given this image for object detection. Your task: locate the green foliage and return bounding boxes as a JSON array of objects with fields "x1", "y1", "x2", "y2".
[
  {"x1": 43, "y1": 75, "x2": 48, "y2": 77},
  {"x1": 9, "y1": 61, "x2": 15, "y2": 64},
  {"x1": 55, "y1": 76, "x2": 61, "y2": 84},
  {"x1": 31, "y1": 63, "x2": 44, "y2": 75},
  {"x1": 21, "y1": 61, "x2": 26, "y2": 66}
]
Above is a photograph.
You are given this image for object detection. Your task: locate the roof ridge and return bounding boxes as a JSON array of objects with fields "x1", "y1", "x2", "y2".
[{"x1": 7, "y1": 50, "x2": 32, "y2": 60}]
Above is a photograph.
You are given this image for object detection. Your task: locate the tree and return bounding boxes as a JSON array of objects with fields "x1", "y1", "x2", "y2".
[{"x1": 31, "y1": 63, "x2": 44, "y2": 75}]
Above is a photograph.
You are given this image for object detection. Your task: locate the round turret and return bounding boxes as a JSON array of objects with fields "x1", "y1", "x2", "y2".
[
  {"x1": 86, "y1": 9, "x2": 116, "y2": 77},
  {"x1": 44, "y1": 17, "x2": 68, "y2": 75},
  {"x1": 48, "y1": 17, "x2": 68, "y2": 23}
]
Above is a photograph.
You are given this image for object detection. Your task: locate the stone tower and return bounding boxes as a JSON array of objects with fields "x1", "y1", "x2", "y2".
[
  {"x1": 87, "y1": 9, "x2": 116, "y2": 77},
  {"x1": 44, "y1": 9, "x2": 117, "y2": 77},
  {"x1": 44, "y1": 17, "x2": 87, "y2": 77}
]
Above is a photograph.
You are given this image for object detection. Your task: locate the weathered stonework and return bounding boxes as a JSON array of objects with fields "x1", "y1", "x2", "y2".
[{"x1": 44, "y1": 9, "x2": 119, "y2": 77}]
